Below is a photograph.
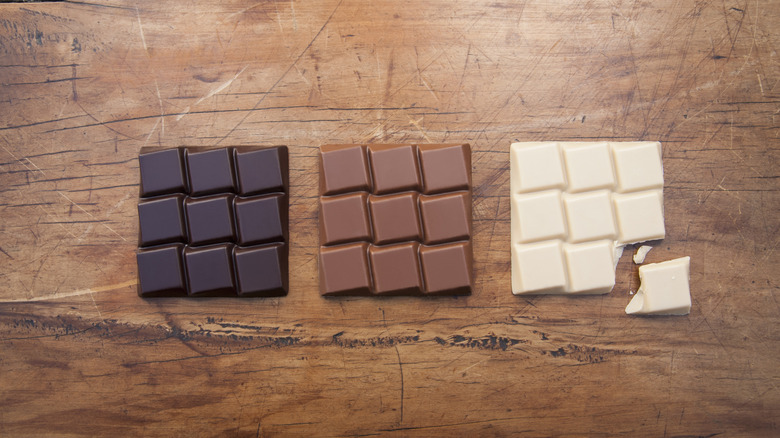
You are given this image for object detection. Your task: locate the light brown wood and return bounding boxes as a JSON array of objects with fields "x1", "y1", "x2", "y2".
[{"x1": 1, "y1": 0, "x2": 778, "y2": 435}]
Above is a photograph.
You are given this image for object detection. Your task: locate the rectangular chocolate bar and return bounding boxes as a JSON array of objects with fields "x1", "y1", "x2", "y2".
[
  {"x1": 510, "y1": 141, "x2": 665, "y2": 295},
  {"x1": 136, "y1": 146, "x2": 288, "y2": 297},
  {"x1": 318, "y1": 144, "x2": 473, "y2": 296}
]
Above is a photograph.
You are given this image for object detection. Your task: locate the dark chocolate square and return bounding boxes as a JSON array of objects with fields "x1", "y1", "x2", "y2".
[
  {"x1": 419, "y1": 242, "x2": 472, "y2": 295},
  {"x1": 418, "y1": 144, "x2": 471, "y2": 194},
  {"x1": 319, "y1": 242, "x2": 371, "y2": 295},
  {"x1": 184, "y1": 194, "x2": 235, "y2": 246},
  {"x1": 234, "y1": 147, "x2": 287, "y2": 195},
  {"x1": 368, "y1": 144, "x2": 420, "y2": 194},
  {"x1": 369, "y1": 242, "x2": 422, "y2": 295},
  {"x1": 137, "y1": 244, "x2": 187, "y2": 297},
  {"x1": 419, "y1": 192, "x2": 471, "y2": 245},
  {"x1": 138, "y1": 194, "x2": 187, "y2": 247},
  {"x1": 319, "y1": 192, "x2": 372, "y2": 245},
  {"x1": 234, "y1": 244, "x2": 288, "y2": 296},
  {"x1": 234, "y1": 194, "x2": 286, "y2": 246},
  {"x1": 186, "y1": 148, "x2": 235, "y2": 196},
  {"x1": 139, "y1": 148, "x2": 188, "y2": 197},
  {"x1": 320, "y1": 144, "x2": 371, "y2": 195},
  {"x1": 184, "y1": 244, "x2": 235, "y2": 296},
  {"x1": 368, "y1": 193, "x2": 421, "y2": 245}
]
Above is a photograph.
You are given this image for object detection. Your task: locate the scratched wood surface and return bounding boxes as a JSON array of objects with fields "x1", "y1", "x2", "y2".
[{"x1": 0, "y1": 0, "x2": 778, "y2": 436}]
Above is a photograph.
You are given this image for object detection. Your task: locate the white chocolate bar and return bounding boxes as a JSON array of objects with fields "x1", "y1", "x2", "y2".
[{"x1": 510, "y1": 141, "x2": 665, "y2": 295}]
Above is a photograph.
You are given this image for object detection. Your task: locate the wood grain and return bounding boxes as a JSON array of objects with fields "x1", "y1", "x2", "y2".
[{"x1": 0, "y1": 0, "x2": 778, "y2": 435}]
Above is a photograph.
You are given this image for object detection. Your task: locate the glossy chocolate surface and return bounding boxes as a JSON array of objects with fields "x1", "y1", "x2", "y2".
[
  {"x1": 318, "y1": 143, "x2": 473, "y2": 296},
  {"x1": 136, "y1": 146, "x2": 288, "y2": 298}
]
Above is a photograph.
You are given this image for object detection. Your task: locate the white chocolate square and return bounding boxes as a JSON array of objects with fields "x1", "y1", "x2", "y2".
[
  {"x1": 626, "y1": 256, "x2": 691, "y2": 315},
  {"x1": 512, "y1": 241, "x2": 567, "y2": 294},
  {"x1": 510, "y1": 142, "x2": 566, "y2": 193},
  {"x1": 563, "y1": 241, "x2": 615, "y2": 294},
  {"x1": 562, "y1": 142, "x2": 615, "y2": 193},
  {"x1": 512, "y1": 191, "x2": 567, "y2": 243},
  {"x1": 563, "y1": 190, "x2": 617, "y2": 243},
  {"x1": 613, "y1": 191, "x2": 665, "y2": 244},
  {"x1": 611, "y1": 142, "x2": 663, "y2": 193},
  {"x1": 510, "y1": 141, "x2": 666, "y2": 295}
]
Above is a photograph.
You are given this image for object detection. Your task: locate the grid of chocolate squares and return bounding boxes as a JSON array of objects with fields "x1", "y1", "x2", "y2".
[
  {"x1": 318, "y1": 144, "x2": 474, "y2": 296},
  {"x1": 136, "y1": 146, "x2": 288, "y2": 297}
]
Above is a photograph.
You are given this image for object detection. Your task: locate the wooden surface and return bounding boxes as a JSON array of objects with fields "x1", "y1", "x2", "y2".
[{"x1": 0, "y1": 0, "x2": 778, "y2": 435}]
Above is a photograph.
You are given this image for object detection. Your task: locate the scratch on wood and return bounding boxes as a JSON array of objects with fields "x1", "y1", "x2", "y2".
[
  {"x1": 177, "y1": 66, "x2": 248, "y2": 121},
  {"x1": 0, "y1": 246, "x2": 13, "y2": 259},
  {"x1": 57, "y1": 191, "x2": 127, "y2": 241},
  {"x1": 135, "y1": 6, "x2": 148, "y2": 54},
  {"x1": 394, "y1": 345, "x2": 404, "y2": 425}
]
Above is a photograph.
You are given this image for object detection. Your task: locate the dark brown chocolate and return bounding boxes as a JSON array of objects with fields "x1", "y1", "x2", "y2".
[
  {"x1": 136, "y1": 244, "x2": 187, "y2": 297},
  {"x1": 138, "y1": 194, "x2": 187, "y2": 247},
  {"x1": 318, "y1": 143, "x2": 473, "y2": 296},
  {"x1": 136, "y1": 146, "x2": 288, "y2": 298}
]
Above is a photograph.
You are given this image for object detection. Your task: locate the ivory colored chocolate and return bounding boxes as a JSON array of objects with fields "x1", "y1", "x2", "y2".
[
  {"x1": 626, "y1": 256, "x2": 691, "y2": 315},
  {"x1": 510, "y1": 141, "x2": 666, "y2": 295}
]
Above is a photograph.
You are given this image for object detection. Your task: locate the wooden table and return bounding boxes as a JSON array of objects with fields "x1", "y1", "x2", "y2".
[{"x1": 1, "y1": 0, "x2": 777, "y2": 435}]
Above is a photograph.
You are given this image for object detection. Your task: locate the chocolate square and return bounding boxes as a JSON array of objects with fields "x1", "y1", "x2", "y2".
[
  {"x1": 234, "y1": 194, "x2": 286, "y2": 246},
  {"x1": 418, "y1": 144, "x2": 471, "y2": 194},
  {"x1": 419, "y1": 242, "x2": 473, "y2": 295},
  {"x1": 234, "y1": 244, "x2": 288, "y2": 296},
  {"x1": 419, "y1": 192, "x2": 471, "y2": 245},
  {"x1": 369, "y1": 242, "x2": 422, "y2": 295},
  {"x1": 319, "y1": 144, "x2": 371, "y2": 195},
  {"x1": 368, "y1": 193, "x2": 421, "y2": 245},
  {"x1": 185, "y1": 194, "x2": 235, "y2": 246},
  {"x1": 319, "y1": 192, "x2": 371, "y2": 245},
  {"x1": 184, "y1": 244, "x2": 235, "y2": 296},
  {"x1": 234, "y1": 147, "x2": 288, "y2": 195},
  {"x1": 319, "y1": 242, "x2": 371, "y2": 295},
  {"x1": 186, "y1": 148, "x2": 235, "y2": 196},
  {"x1": 138, "y1": 194, "x2": 186, "y2": 247},
  {"x1": 137, "y1": 244, "x2": 186, "y2": 297},
  {"x1": 138, "y1": 148, "x2": 188, "y2": 197},
  {"x1": 368, "y1": 144, "x2": 420, "y2": 194}
]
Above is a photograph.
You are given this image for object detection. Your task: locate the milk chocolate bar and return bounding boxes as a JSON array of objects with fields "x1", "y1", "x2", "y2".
[{"x1": 318, "y1": 144, "x2": 473, "y2": 296}]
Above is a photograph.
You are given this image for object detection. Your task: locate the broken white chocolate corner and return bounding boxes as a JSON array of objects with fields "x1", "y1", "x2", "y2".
[
  {"x1": 633, "y1": 245, "x2": 653, "y2": 264},
  {"x1": 625, "y1": 256, "x2": 691, "y2": 315}
]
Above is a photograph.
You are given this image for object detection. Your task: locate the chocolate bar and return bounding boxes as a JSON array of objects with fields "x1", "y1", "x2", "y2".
[
  {"x1": 318, "y1": 144, "x2": 473, "y2": 296},
  {"x1": 136, "y1": 146, "x2": 288, "y2": 297}
]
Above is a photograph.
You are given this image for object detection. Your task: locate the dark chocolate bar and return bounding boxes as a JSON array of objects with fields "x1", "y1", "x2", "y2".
[
  {"x1": 136, "y1": 146, "x2": 288, "y2": 298},
  {"x1": 318, "y1": 144, "x2": 473, "y2": 296}
]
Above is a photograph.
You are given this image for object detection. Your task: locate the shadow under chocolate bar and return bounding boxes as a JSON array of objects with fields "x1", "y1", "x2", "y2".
[
  {"x1": 135, "y1": 146, "x2": 288, "y2": 298},
  {"x1": 318, "y1": 144, "x2": 474, "y2": 296}
]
